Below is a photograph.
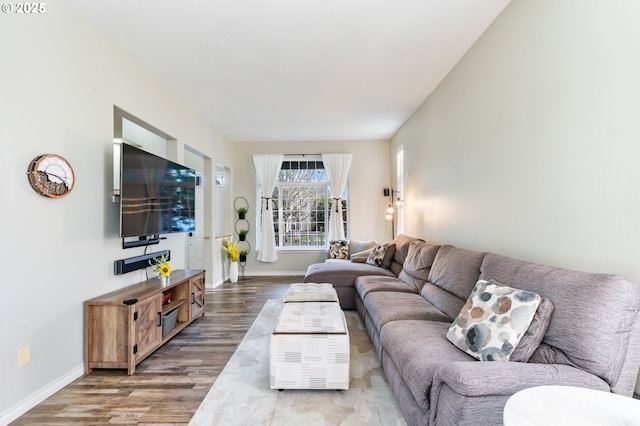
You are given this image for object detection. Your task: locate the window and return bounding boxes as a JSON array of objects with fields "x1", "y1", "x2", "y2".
[{"x1": 269, "y1": 156, "x2": 348, "y2": 248}]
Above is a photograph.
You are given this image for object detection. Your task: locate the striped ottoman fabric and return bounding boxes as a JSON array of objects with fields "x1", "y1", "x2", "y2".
[
  {"x1": 270, "y1": 302, "x2": 350, "y2": 390},
  {"x1": 283, "y1": 282, "x2": 339, "y2": 303}
]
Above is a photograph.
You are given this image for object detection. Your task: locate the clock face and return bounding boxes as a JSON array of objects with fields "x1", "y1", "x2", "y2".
[{"x1": 27, "y1": 154, "x2": 75, "y2": 198}]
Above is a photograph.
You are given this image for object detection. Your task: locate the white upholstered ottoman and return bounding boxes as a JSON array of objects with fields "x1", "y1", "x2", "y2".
[
  {"x1": 282, "y1": 282, "x2": 339, "y2": 303},
  {"x1": 270, "y1": 302, "x2": 350, "y2": 390}
]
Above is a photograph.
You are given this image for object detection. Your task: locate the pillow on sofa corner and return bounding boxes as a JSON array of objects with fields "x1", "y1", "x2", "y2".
[
  {"x1": 380, "y1": 243, "x2": 396, "y2": 269},
  {"x1": 328, "y1": 240, "x2": 349, "y2": 259},
  {"x1": 366, "y1": 243, "x2": 389, "y2": 267},
  {"x1": 446, "y1": 279, "x2": 541, "y2": 361},
  {"x1": 509, "y1": 294, "x2": 554, "y2": 362},
  {"x1": 484, "y1": 278, "x2": 554, "y2": 363}
]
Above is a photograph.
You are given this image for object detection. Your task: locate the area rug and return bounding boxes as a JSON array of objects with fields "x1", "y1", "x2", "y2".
[{"x1": 189, "y1": 299, "x2": 407, "y2": 426}]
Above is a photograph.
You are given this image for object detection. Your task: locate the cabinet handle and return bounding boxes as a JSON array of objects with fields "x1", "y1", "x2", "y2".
[
  {"x1": 157, "y1": 312, "x2": 162, "y2": 327},
  {"x1": 191, "y1": 293, "x2": 195, "y2": 304}
]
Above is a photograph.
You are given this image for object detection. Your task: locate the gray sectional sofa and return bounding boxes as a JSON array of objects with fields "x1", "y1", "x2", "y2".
[{"x1": 303, "y1": 234, "x2": 640, "y2": 426}]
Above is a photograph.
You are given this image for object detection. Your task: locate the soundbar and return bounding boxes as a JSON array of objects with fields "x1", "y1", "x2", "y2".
[{"x1": 114, "y1": 250, "x2": 171, "y2": 275}]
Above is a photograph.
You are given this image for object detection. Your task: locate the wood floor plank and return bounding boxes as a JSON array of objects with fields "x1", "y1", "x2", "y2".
[{"x1": 11, "y1": 277, "x2": 298, "y2": 426}]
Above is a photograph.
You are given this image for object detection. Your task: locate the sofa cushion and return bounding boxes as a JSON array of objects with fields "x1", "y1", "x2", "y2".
[
  {"x1": 381, "y1": 320, "x2": 475, "y2": 412},
  {"x1": 480, "y1": 253, "x2": 640, "y2": 393},
  {"x1": 428, "y1": 245, "x2": 486, "y2": 300},
  {"x1": 328, "y1": 239, "x2": 349, "y2": 259},
  {"x1": 355, "y1": 275, "x2": 417, "y2": 300},
  {"x1": 397, "y1": 241, "x2": 441, "y2": 291},
  {"x1": 446, "y1": 280, "x2": 541, "y2": 361},
  {"x1": 388, "y1": 234, "x2": 424, "y2": 276},
  {"x1": 365, "y1": 292, "x2": 452, "y2": 332},
  {"x1": 419, "y1": 283, "x2": 468, "y2": 320}
]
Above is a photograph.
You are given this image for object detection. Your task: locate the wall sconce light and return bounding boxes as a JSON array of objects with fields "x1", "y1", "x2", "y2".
[
  {"x1": 385, "y1": 204, "x2": 394, "y2": 222},
  {"x1": 383, "y1": 187, "x2": 403, "y2": 238}
]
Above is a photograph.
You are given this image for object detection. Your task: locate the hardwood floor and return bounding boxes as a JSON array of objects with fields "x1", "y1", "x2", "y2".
[{"x1": 11, "y1": 276, "x2": 300, "y2": 426}]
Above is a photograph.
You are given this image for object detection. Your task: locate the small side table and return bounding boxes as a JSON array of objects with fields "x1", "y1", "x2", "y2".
[{"x1": 503, "y1": 385, "x2": 640, "y2": 425}]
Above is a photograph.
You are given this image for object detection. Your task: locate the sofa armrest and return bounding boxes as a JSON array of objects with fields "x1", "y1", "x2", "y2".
[
  {"x1": 433, "y1": 361, "x2": 610, "y2": 397},
  {"x1": 429, "y1": 362, "x2": 611, "y2": 425},
  {"x1": 350, "y1": 248, "x2": 373, "y2": 263}
]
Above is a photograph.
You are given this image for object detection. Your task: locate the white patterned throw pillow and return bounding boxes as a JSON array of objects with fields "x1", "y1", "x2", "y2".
[
  {"x1": 366, "y1": 243, "x2": 389, "y2": 267},
  {"x1": 446, "y1": 280, "x2": 541, "y2": 361},
  {"x1": 328, "y1": 240, "x2": 349, "y2": 259}
]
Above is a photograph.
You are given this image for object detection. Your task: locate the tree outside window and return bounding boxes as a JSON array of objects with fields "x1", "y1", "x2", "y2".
[{"x1": 270, "y1": 157, "x2": 348, "y2": 248}]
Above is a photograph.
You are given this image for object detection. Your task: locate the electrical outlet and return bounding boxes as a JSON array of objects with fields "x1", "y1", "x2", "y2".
[{"x1": 18, "y1": 345, "x2": 30, "y2": 366}]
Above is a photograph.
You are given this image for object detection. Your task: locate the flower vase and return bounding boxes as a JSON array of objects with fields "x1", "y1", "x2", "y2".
[
  {"x1": 230, "y1": 261, "x2": 239, "y2": 283},
  {"x1": 160, "y1": 275, "x2": 169, "y2": 285}
]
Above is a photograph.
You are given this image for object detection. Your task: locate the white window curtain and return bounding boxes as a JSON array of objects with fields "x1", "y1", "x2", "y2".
[
  {"x1": 252, "y1": 154, "x2": 283, "y2": 262},
  {"x1": 322, "y1": 153, "x2": 352, "y2": 241}
]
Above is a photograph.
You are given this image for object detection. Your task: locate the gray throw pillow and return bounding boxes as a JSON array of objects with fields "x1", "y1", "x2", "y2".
[{"x1": 509, "y1": 295, "x2": 554, "y2": 362}]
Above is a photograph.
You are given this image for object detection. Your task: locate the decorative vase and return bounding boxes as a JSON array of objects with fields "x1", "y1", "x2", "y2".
[
  {"x1": 230, "y1": 261, "x2": 239, "y2": 283},
  {"x1": 160, "y1": 275, "x2": 169, "y2": 285}
]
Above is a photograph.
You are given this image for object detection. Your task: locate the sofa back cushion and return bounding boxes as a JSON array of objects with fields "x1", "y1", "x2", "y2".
[
  {"x1": 397, "y1": 241, "x2": 441, "y2": 291},
  {"x1": 421, "y1": 245, "x2": 486, "y2": 317},
  {"x1": 389, "y1": 234, "x2": 424, "y2": 276},
  {"x1": 480, "y1": 253, "x2": 640, "y2": 392}
]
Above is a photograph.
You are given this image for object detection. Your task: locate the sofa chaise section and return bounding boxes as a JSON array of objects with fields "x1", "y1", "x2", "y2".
[{"x1": 304, "y1": 261, "x2": 395, "y2": 310}]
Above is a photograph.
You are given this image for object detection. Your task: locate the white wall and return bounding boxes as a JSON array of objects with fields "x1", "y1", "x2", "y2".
[
  {"x1": 392, "y1": 0, "x2": 640, "y2": 391},
  {"x1": 233, "y1": 140, "x2": 391, "y2": 275},
  {"x1": 0, "y1": 0, "x2": 232, "y2": 421}
]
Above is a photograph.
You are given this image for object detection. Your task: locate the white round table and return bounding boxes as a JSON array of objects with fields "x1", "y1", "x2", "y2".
[{"x1": 503, "y1": 385, "x2": 640, "y2": 426}]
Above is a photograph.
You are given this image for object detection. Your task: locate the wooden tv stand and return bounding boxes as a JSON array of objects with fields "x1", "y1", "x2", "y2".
[{"x1": 84, "y1": 269, "x2": 205, "y2": 375}]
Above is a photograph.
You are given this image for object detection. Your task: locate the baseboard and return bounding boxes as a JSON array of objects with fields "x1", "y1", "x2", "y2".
[
  {"x1": 0, "y1": 364, "x2": 85, "y2": 426},
  {"x1": 242, "y1": 271, "x2": 307, "y2": 277}
]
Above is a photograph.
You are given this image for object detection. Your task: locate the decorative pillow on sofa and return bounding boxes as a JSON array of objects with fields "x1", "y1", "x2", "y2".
[
  {"x1": 446, "y1": 280, "x2": 541, "y2": 361},
  {"x1": 366, "y1": 243, "x2": 389, "y2": 267},
  {"x1": 509, "y1": 293, "x2": 554, "y2": 362},
  {"x1": 328, "y1": 240, "x2": 349, "y2": 259}
]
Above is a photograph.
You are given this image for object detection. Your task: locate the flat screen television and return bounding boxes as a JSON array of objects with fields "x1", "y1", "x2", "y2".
[{"x1": 119, "y1": 143, "x2": 196, "y2": 238}]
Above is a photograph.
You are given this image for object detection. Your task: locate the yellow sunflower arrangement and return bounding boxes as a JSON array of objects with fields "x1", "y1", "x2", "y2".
[
  {"x1": 150, "y1": 255, "x2": 172, "y2": 277},
  {"x1": 222, "y1": 239, "x2": 240, "y2": 262}
]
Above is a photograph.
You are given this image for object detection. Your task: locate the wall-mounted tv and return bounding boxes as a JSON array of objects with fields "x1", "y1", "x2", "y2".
[{"x1": 119, "y1": 143, "x2": 196, "y2": 239}]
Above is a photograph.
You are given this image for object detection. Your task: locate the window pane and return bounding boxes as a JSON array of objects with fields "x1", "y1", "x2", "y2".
[
  {"x1": 278, "y1": 185, "x2": 326, "y2": 247},
  {"x1": 279, "y1": 161, "x2": 326, "y2": 182}
]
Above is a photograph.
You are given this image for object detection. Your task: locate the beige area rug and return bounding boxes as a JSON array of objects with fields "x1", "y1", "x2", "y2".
[{"x1": 189, "y1": 300, "x2": 407, "y2": 426}]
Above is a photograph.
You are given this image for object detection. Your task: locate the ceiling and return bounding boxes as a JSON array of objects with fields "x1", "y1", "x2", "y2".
[{"x1": 71, "y1": 0, "x2": 510, "y2": 142}]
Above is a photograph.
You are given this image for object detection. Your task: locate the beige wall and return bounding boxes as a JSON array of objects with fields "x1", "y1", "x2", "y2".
[
  {"x1": 1, "y1": 0, "x2": 232, "y2": 420},
  {"x1": 232, "y1": 140, "x2": 391, "y2": 275},
  {"x1": 392, "y1": 0, "x2": 640, "y2": 391}
]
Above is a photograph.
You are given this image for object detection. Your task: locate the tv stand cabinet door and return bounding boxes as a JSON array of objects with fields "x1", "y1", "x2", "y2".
[
  {"x1": 190, "y1": 272, "x2": 205, "y2": 319},
  {"x1": 132, "y1": 295, "x2": 162, "y2": 372}
]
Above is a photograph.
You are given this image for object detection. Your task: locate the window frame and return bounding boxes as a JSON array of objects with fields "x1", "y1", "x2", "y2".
[{"x1": 259, "y1": 155, "x2": 349, "y2": 251}]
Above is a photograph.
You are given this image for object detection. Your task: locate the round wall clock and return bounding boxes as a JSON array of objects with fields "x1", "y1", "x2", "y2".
[{"x1": 26, "y1": 154, "x2": 75, "y2": 198}]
